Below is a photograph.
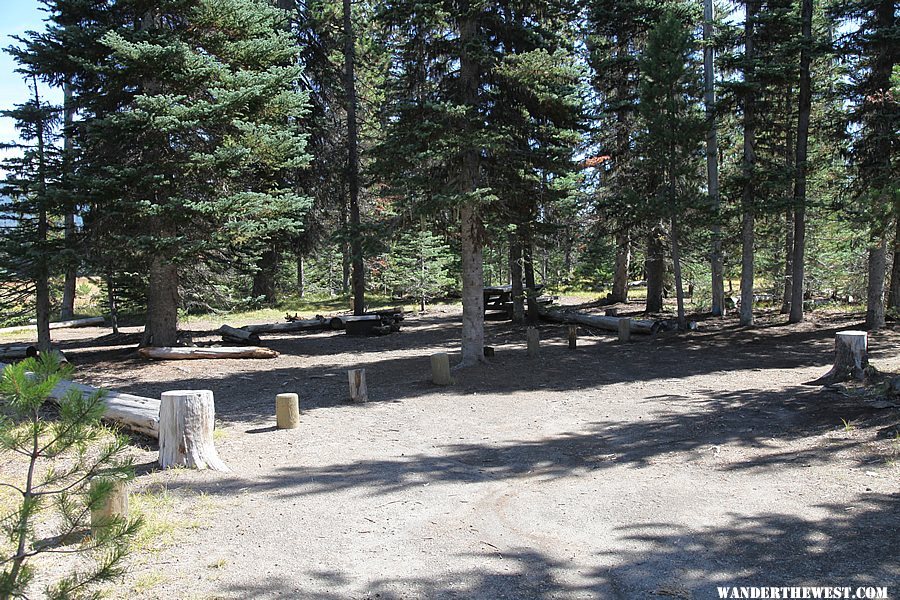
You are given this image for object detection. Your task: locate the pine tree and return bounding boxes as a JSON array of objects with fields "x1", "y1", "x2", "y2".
[
  {"x1": 0, "y1": 76, "x2": 63, "y2": 351},
  {"x1": 52, "y1": 0, "x2": 313, "y2": 345}
]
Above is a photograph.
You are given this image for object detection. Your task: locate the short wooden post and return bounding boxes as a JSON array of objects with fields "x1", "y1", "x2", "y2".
[
  {"x1": 567, "y1": 325, "x2": 577, "y2": 349},
  {"x1": 159, "y1": 390, "x2": 229, "y2": 472},
  {"x1": 483, "y1": 346, "x2": 495, "y2": 358},
  {"x1": 275, "y1": 393, "x2": 300, "y2": 429},
  {"x1": 431, "y1": 353, "x2": 452, "y2": 385},
  {"x1": 618, "y1": 318, "x2": 631, "y2": 343},
  {"x1": 348, "y1": 369, "x2": 368, "y2": 402},
  {"x1": 90, "y1": 478, "x2": 128, "y2": 536},
  {"x1": 527, "y1": 327, "x2": 540, "y2": 357},
  {"x1": 605, "y1": 308, "x2": 618, "y2": 317}
]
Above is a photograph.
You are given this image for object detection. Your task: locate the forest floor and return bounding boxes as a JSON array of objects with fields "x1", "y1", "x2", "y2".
[{"x1": 5, "y1": 298, "x2": 900, "y2": 599}]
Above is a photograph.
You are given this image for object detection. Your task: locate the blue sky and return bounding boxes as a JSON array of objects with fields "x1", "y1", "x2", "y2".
[{"x1": 0, "y1": 1, "x2": 61, "y2": 145}]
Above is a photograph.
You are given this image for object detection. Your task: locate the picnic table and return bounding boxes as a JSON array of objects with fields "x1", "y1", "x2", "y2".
[{"x1": 483, "y1": 285, "x2": 557, "y2": 319}]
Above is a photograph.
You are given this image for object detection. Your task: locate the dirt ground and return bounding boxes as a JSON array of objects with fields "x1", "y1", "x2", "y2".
[{"x1": 7, "y1": 300, "x2": 900, "y2": 599}]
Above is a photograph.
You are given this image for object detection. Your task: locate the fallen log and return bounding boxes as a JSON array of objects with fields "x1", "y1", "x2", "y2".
[
  {"x1": 0, "y1": 345, "x2": 39, "y2": 360},
  {"x1": 0, "y1": 316, "x2": 106, "y2": 335},
  {"x1": 50, "y1": 316, "x2": 106, "y2": 330},
  {"x1": 0, "y1": 361, "x2": 159, "y2": 438},
  {"x1": 139, "y1": 346, "x2": 278, "y2": 360},
  {"x1": 244, "y1": 317, "x2": 329, "y2": 335},
  {"x1": 539, "y1": 307, "x2": 657, "y2": 334},
  {"x1": 217, "y1": 324, "x2": 261, "y2": 344}
]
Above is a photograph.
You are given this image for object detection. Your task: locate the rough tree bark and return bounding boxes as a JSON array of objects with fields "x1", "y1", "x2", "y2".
[
  {"x1": 781, "y1": 211, "x2": 794, "y2": 313},
  {"x1": 158, "y1": 390, "x2": 228, "y2": 471},
  {"x1": 704, "y1": 0, "x2": 724, "y2": 317},
  {"x1": 456, "y1": 7, "x2": 486, "y2": 368},
  {"x1": 251, "y1": 248, "x2": 279, "y2": 305},
  {"x1": 865, "y1": 239, "x2": 887, "y2": 329},
  {"x1": 522, "y1": 228, "x2": 540, "y2": 324},
  {"x1": 32, "y1": 78, "x2": 51, "y2": 353},
  {"x1": 509, "y1": 230, "x2": 525, "y2": 323},
  {"x1": 60, "y1": 81, "x2": 77, "y2": 321},
  {"x1": 344, "y1": 0, "x2": 366, "y2": 316},
  {"x1": 296, "y1": 254, "x2": 305, "y2": 298},
  {"x1": 889, "y1": 217, "x2": 900, "y2": 309},
  {"x1": 645, "y1": 224, "x2": 666, "y2": 313},
  {"x1": 611, "y1": 229, "x2": 630, "y2": 304},
  {"x1": 143, "y1": 256, "x2": 179, "y2": 347},
  {"x1": 789, "y1": 0, "x2": 812, "y2": 324},
  {"x1": 739, "y1": 0, "x2": 758, "y2": 327}
]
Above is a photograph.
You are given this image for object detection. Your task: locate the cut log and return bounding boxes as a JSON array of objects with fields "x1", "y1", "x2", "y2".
[
  {"x1": 431, "y1": 353, "x2": 452, "y2": 385},
  {"x1": 275, "y1": 393, "x2": 301, "y2": 429},
  {"x1": 0, "y1": 362, "x2": 159, "y2": 438},
  {"x1": 244, "y1": 317, "x2": 329, "y2": 334},
  {"x1": 139, "y1": 346, "x2": 278, "y2": 360},
  {"x1": 90, "y1": 478, "x2": 129, "y2": 536},
  {"x1": 158, "y1": 390, "x2": 229, "y2": 471},
  {"x1": 568, "y1": 325, "x2": 577, "y2": 349},
  {"x1": 348, "y1": 369, "x2": 368, "y2": 402},
  {"x1": 217, "y1": 325, "x2": 261, "y2": 344},
  {"x1": 527, "y1": 327, "x2": 540, "y2": 357},
  {"x1": 539, "y1": 307, "x2": 657, "y2": 334},
  {"x1": 0, "y1": 345, "x2": 39, "y2": 360},
  {"x1": 618, "y1": 318, "x2": 632, "y2": 343},
  {"x1": 809, "y1": 331, "x2": 869, "y2": 386}
]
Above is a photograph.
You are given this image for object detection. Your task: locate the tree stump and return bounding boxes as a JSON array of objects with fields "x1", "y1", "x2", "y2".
[
  {"x1": 567, "y1": 325, "x2": 577, "y2": 349},
  {"x1": 527, "y1": 327, "x2": 540, "y2": 357},
  {"x1": 483, "y1": 346, "x2": 495, "y2": 358},
  {"x1": 605, "y1": 308, "x2": 618, "y2": 317},
  {"x1": 159, "y1": 390, "x2": 229, "y2": 471},
  {"x1": 431, "y1": 353, "x2": 452, "y2": 385},
  {"x1": 90, "y1": 478, "x2": 128, "y2": 536},
  {"x1": 348, "y1": 369, "x2": 368, "y2": 402},
  {"x1": 275, "y1": 393, "x2": 300, "y2": 429},
  {"x1": 618, "y1": 318, "x2": 631, "y2": 343},
  {"x1": 810, "y1": 331, "x2": 869, "y2": 385}
]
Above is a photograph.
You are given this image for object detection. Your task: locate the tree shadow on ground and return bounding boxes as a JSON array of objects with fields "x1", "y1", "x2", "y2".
[{"x1": 212, "y1": 494, "x2": 897, "y2": 599}]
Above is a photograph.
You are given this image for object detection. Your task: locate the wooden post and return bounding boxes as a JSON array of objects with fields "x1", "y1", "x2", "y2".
[
  {"x1": 348, "y1": 369, "x2": 368, "y2": 402},
  {"x1": 431, "y1": 353, "x2": 452, "y2": 385},
  {"x1": 618, "y1": 318, "x2": 631, "y2": 343},
  {"x1": 810, "y1": 330, "x2": 869, "y2": 385},
  {"x1": 90, "y1": 478, "x2": 128, "y2": 536},
  {"x1": 567, "y1": 325, "x2": 577, "y2": 349},
  {"x1": 527, "y1": 327, "x2": 540, "y2": 357},
  {"x1": 159, "y1": 390, "x2": 229, "y2": 471},
  {"x1": 483, "y1": 346, "x2": 495, "y2": 358},
  {"x1": 275, "y1": 393, "x2": 300, "y2": 429},
  {"x1": 605, "y1": 308, "x2": 618, "y2": 317}
]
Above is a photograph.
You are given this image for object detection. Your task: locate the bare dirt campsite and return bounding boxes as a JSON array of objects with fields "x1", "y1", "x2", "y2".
[{"x1": 2, "y1": 302, "x2": 897, "y2": 599}]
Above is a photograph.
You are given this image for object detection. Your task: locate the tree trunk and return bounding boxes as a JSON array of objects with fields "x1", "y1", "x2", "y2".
[
  {"x1": 140, "y1": 346, "x2": 278, "y2": 360},
  {"x1": 344, "y1": 0, "x2": 365, "y2": 316},
  {"x1": 671, "y1": 213, "x2": 686, "y2": 329},
  {"x1": 645, "y1": 225, "x2": 666, "y2": 313},
  {"x1": 888, "y1": 216, "x2": 900, "y2": 309},
  {"x1": 611, "y1": 229, "x2": 630, "y2": 303},
  {"x1": 60, "y1": 82, "x2": 77, "y2": 321},
  {"x1": 865, "y1": 238, "x2": 887, "y2": 330},
  {"x1": 523, "y1": 228, "x2": 540, "y2": 324},
  {"x1": 704, "y1": 0, "x2": 724, "y2": 317},
  {"x1": 457, "y1": 8, "x2": 485, "y2": 368},
  {"x1": 781, "y1": 211, "x2": 794, "y2": 313},
  {"x1": 143, "y1": 256, "x2": 179, "y2": 347},
  {"x1": 789, "y1": 0, "x2": 812, "y2": 324},
  {"x1": 809, "y1": 331, "x2": 869, "y2": 385},
  {"x1": 106, "y1": 271, "x2": 119, "y2": 335},
  {"x1": 252, "y1": 248, "x2": 279, "y2": 305},
  {"x1": 32, "y1": 78, "x2": 51, "y2": 353},
  {"x1": 159, "y1": 390, "x2": 229, "y2": 471},
  {"x1": 509, "y1": 230, "x2": 525, "y2": 323},
  {"x1": 739, "y1": 0, "x2": 758, "y2": 327},
  {"x1": 296, "y1": 254, "x2": 305, "y2": 298}
]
